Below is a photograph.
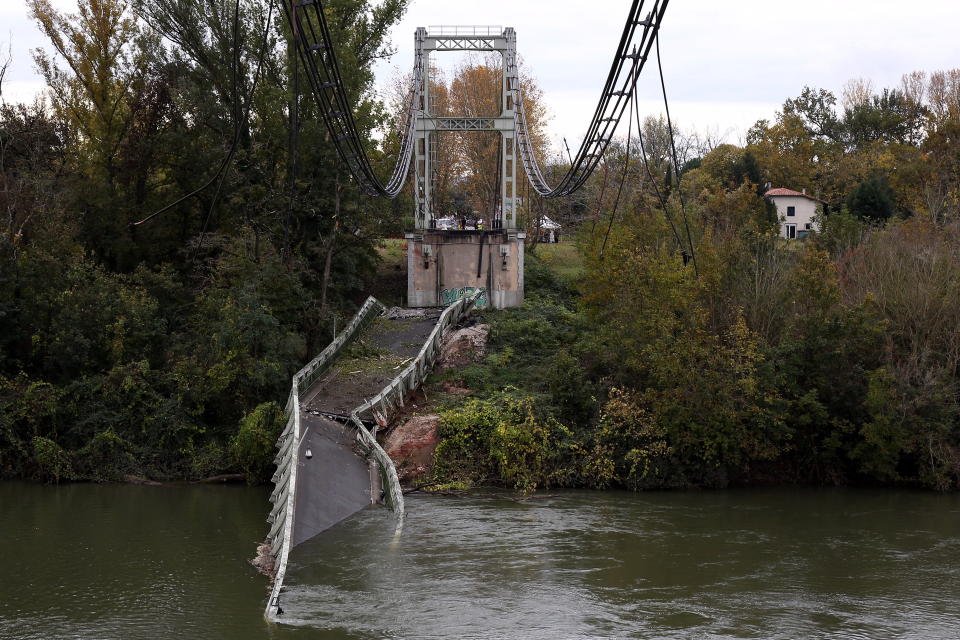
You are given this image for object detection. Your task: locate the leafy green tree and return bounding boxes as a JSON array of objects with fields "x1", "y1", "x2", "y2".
[
  {"x1": 29, "y1": 0, "x2": 160, "y2": 268},
  {"x1": 843, "y1": 88, "x2": 927, "y2": 147},
  {"x1": 782, "y1": 86, "x2": 844, "y2": 142},
  {"x1": 231, "y1": 401, "x2": 286, "y2": 484},
  {"x1": 846, "y1": 173, "x2": 896, "y2": 221}
]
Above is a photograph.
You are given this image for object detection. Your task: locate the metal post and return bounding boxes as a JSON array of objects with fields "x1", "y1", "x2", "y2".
[
  {"x1": 502, "y1": 28, "x2": 518, "y2": 230},
  {"x1": 414, "y1": 28, "x2": 428, "y2": 229}
]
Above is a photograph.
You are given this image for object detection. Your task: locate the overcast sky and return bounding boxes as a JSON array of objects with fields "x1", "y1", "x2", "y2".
[{"x1": 3, "y1": 0, "x2": 959, "y2": 153}]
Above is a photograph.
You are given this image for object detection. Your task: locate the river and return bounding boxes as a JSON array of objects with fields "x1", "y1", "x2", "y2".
[{"x1": 1, "y1": 483, "x2": 958, "y2": 639}]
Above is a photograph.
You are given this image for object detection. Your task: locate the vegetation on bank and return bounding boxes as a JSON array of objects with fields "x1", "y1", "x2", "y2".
[
  {"x1": 2, "y1": 1, "x2": 959, "y2": 493},
  {"x1": 430, "y1": 70, "x2": 960, "y2": 493},
  {"x1": 434, "y1": 217, "x2": 960, "y2": 493},
  {"x1": 430, "y1": 71, "x2": 960, "y2": 493},
  {"x1": 0, "y1": 0, "x2": 408, "y2": 482}
]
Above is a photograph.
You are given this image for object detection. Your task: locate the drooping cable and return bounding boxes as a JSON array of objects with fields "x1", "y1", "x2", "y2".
[
  {"x1": 633, "y1": 76, "x2": 685, "y2": 253},
  {"x1": 655, "y1": 32, "x2": 697, "y2": 275},
  {"x1": 511, "y1": 0, "x2": 672, "y2": 198},
  {"x1": 282, "y1": 0, "x2": 421, "y2": 197},
  {"x1": 133, "y1": 0, "x2": 276, "y2": 227},
  {"x1": 198, "y1": 0, "x2": 246, "y2": 240},
  {"x1": 599, "y1": 68, "x2": 636, "y2": 259},
  {"x1": 283, "y1": 0, "x2": 301, "y2": 260},
  {"x1": 590, "y1": 158, "x2": 610, "y2": 234},
  {"x1": 286, "y1": 0, "x2": 672, "y2": 203}
]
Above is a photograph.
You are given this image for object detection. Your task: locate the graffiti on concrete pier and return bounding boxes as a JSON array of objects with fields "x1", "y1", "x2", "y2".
[{"x1": 440, "y1": 286, "x2": 488, "y2": 308}]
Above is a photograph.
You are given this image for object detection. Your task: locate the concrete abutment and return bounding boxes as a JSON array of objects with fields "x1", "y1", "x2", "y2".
[{"x1": 405, "y1": 230, "x2": 525, "y2": 309}]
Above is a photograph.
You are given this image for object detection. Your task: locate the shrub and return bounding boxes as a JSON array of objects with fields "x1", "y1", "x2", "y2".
[
  {"x1": 433, "y1": 390, "x2": 574, "y2": 492},
  {"x1": 74, "y1": 429, "x2": 137, "y2": 482},
  {"x1": 231, "y1": 401, "x2": 286, "y2": 484},
  {"x1": 32, "y1": 436, "x2": 74, "y2": 483}
]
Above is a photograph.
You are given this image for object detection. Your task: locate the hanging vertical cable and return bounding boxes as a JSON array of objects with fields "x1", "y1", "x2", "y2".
[
  {"x1": 633, "y1": 76, "x2": 685, "y2": 255},
  {"x1": 511, "y1": 0, "x2": 672, "y2": 197},
  {"x1": 655, "y1": 32, "x2": 697, "y2": 275}
]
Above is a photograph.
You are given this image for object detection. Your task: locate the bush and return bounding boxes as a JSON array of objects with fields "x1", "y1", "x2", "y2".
[
  {"x1": 231, "y1": 401, "x2": 286, "y2": 484},
  {"x1": 546, "y1": 350, "x2": 598, "y2": 428},
  {"x1": 433, "y1": 391, "x2": 574, "y2": 492},
  {"x1": 846, "y1": 173, "x2": 896, "y2": 221},
  {"x1": 32, "y1": 436, "x2": 74, "y2": 483},
  {"x1": 74, "y1": 429, "x2": 137, "y2": 482}
]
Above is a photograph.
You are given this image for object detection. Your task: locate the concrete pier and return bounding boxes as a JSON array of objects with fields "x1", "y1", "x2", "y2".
[{"x1": 406, "y1": 230, "x2": 525, "y2": 309}]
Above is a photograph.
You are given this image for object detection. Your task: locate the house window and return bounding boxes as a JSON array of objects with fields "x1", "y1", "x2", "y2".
[
  {"x1": 786, "y1": 224, "x2": 797, "y2": 239},
  {"x1": 804, "y1": 223, "x2": 812, "y2": 230},
  {"x1": 787, "y1": 206, "x2": 796, "y2": 217}
]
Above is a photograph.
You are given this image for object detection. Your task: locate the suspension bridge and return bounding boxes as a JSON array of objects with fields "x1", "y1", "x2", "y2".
[{"x1": 262, "y1": 0, "x2": 682, "y2": 623}]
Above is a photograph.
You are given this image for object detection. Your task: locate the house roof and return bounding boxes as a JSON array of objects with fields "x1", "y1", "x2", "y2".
[{"x1": 764, "y1": 188, "x2": 828, "y2": 204}]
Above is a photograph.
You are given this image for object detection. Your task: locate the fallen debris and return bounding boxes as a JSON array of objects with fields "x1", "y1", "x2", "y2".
[
  {"x1": 383, "y1": 414, "x2": 440, "y2": 483},
  {"x1": 436, "y1": 323, "x2": 490, "y2": 370},
  {"x1": 251, "y1": 541, "x2": 275, "y2": 578}
]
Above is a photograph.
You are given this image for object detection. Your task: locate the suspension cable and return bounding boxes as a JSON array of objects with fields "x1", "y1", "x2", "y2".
[
  {"x1": 133, "y1": 0, "x2": 276, "y2": 227},
  {"x1": 511, "y1": 0, "x2": 671, "y2": 198},
  {"x1": 282, "y1": 0, "x2": 421, "y2": 197},
  {"x1": 600, "y1": 70, "x2": 636, "y2": 259}
]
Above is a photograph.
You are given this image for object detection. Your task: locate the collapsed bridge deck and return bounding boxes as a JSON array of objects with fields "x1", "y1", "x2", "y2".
[
  {"x1": 265, "y1": 294, "x2": 481, "y2": 622},
  {"x1": 292, "y1": 310, "x2": 443, "y2": 546},
  {"x1": 303, "y1": 309, "x2": 444, "y2": 418}
]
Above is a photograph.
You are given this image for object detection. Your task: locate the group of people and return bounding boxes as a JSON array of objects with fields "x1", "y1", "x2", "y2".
[{"x1": 457, "y1": 216, "x2": 484, "y2": 230}]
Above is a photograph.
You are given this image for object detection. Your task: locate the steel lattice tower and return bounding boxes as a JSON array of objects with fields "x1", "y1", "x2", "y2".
[{"x1": 412, "y1": 26, "x2": 519, "y2": 230}]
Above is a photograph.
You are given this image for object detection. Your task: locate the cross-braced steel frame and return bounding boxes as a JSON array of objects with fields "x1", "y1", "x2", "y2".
[{"x1": 413, "y1": 26, "x2": 518, "y2": 230}]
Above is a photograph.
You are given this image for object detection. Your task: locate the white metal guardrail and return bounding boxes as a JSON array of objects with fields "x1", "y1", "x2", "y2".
[
  {"x1": 265, "y1": 297, "x2": 385, "y2": 621},
  {"x1": 349, "y1": 290, "x2": 482, "y2": 513},
  {"x1": 264, "y1": 291, "x2": 482, "y2": 622},
  {"x1": 353, "y1": 291, "x2": 482, "y2": 427}
]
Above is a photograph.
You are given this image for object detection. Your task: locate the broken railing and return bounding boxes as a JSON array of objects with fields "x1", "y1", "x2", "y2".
[
  {"x1": 264, "y1": 290, "x2": 482, "y2": 622},
  {"x1": 352, "y1": 289, "x2": 483, "y2": 430},
  {"x1": 265, "y1": 296, "x2": 385, "y2": 621}
]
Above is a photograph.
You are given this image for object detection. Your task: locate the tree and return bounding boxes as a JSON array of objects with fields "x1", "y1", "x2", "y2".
[
  {"x1": 3, "y1": 0, "x2": 411, "y2": 482},
  {"x1": 846, "y1": 173, "x2": 896, "y2": 221},
  {"x1": 29, "y1": 0, "x2": 150, "y2": 184},
  {"x1": 843, "y1": 88, "x2": 927, "y2": 147},
  {"x1": 782, "y1": 86, "x2": 844, "y2": 143},
  {"x1": 29, "y1": 0, "x2": 159, "y2": 268}
]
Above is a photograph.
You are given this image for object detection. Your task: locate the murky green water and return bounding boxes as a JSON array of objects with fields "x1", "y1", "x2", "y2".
[{"x1": 1, "y1": 483, "x2": 958, "y2": 639}]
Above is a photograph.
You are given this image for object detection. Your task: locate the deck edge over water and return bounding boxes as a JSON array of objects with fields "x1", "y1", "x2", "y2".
[
  {"x1": 264, "y1": 297, "x2": 385, "y2": 621},
  {"x1": 264, "y1": 291, "x2": 483, "y2": 623}
]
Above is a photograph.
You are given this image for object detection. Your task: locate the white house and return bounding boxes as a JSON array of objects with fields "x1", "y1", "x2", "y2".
[{"x1": 764, "y1": 188, "x2": 826, "y2": 239}]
